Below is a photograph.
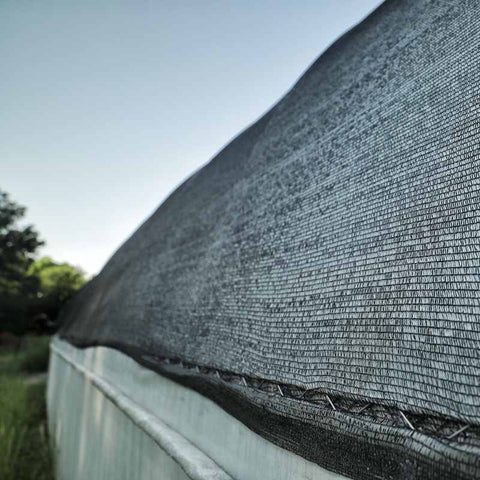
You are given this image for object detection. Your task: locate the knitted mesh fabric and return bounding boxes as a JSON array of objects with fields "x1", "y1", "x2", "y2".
[{"x1": 59, "y1": 1, "x2": 480, "y2": 478}]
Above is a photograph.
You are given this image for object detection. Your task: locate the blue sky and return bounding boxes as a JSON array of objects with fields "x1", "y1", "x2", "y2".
[{"x1": 1, "y1": 0, "x2": 383, "y2": 275}]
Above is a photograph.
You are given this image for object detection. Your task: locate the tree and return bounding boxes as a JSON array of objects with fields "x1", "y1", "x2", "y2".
[
  {"x1": 28, "y1": 257, "x2": 87, "y2": 330},
  {"x1": 0, "y1": 190, "x2": 44, "y2": 334},
  {"x1": 0, "y1": 190, "x2": 88, "y2": 334}
]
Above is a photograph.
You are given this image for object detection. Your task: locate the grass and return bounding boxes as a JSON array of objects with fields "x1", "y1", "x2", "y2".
[
  {"x1": 18, "y1": 336, "x2": 51, "y2": 374},
  {"x1": 0, "y1": 336, "x2": 54, "y2": 480},
  {"x1": 0, "y1": 336, "x2": 51, "y2": 375}
]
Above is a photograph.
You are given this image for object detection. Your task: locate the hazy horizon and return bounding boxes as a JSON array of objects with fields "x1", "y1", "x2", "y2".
[{"x1": 1, "y1": 0, "x2": 384, "y2": 275}]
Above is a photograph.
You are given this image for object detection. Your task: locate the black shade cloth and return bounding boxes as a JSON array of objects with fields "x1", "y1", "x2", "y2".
[{"x1": 60, "y1": 1, "x2": 480, "y2": 478}]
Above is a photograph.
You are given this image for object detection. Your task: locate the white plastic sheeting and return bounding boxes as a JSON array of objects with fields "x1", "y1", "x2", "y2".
[{"x1": 47, "y1": 337, "x2": 348, "y2": 480}]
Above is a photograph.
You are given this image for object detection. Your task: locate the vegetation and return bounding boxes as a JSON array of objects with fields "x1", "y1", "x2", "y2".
[
  {"x1": 0, "y1": 336, "x2": 51, "y2": 375},
  {"x1": 0, "y1": 189, "x2": 88, "y2": 478},
  {"x1": 0, "y1": 189, "x2": 87, "y2": 335},
  {"x1": 0, "y1": 191, "x2": 44, "y2": 334},
  {"x1": 0, "y1": 336, "x2": 54, "y2": 480}
]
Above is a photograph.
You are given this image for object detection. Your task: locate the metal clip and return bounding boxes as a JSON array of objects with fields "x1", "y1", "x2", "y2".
[
  {"x1": 399, "y1": 411, "x2": 415, "y2": 431},
  {"x1": 326, "y1": 394, "x2": 336, "y2": 411},
  {"x1": 447, "y1": 425, "x2": 469, "y2": 440}
]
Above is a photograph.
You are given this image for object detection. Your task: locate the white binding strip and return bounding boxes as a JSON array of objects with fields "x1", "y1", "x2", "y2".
[{"x1": 50, "y1": 342, "x2": 232, "y2": 480}]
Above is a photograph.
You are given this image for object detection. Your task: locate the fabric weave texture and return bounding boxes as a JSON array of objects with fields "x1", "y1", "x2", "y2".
[{"x1": 60, "y1": 0, "x2": 480, "y2": 478}]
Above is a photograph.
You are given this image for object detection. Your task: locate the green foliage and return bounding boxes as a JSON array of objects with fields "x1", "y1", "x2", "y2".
[
  {"x1": 28, "y1": 257, "x2": 87, "y2": 330},
  {"x1": 0, "y1": 336, "x2": 51, "y2": 375},
  {"x1": 0, "y1": 379, "x2": 53, "y2": 480},
  {"x1": 0, "y1": 191, "x2": 44, "y2": 269},
  {"x1": 17, "y1": 336, "x2": 51, "y2": 374},
  {"x1": 0, "y1": 337, "x2": 54, "y2": 480},
  {"x1": 0, "y1": 376, "x2": 28, "y2": 480},
  {"x1": 0, "y1": 189, "x2": 87, "y2": 334},
  {"x1": 0, "y1": 191, "x2": 44, "y2": 334},
  {"x1": 29, "y1": 256, "x2": 86, "y2": 305}
]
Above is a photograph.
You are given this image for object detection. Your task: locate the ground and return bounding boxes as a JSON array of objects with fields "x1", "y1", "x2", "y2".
[{"x1": 0, "y1": 335, "x2": 54, "y2": 480}]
